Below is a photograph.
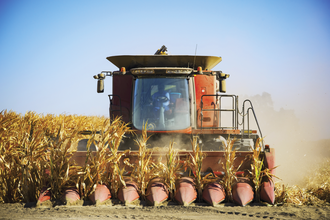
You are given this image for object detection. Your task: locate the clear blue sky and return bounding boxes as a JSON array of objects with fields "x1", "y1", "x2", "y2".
[{"x1": 1, "y1": 0, "x2": 329, "y2": 140}]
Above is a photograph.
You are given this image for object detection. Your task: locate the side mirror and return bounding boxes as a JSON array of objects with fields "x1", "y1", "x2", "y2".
[
  {"x1": 219, "y1": 79, "x2": 226, "y2": 93},
  {"x1": 217, "y1": 72, "x2": 230, "y2": 93},
  {"x1": 97, "y1": 79, "x2": 104, "y2": 93},
  {"x1": 94, "y1": 72, "x2": 111, "y2": 93}
]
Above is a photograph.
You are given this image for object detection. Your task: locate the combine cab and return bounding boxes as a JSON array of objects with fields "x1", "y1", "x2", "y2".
[{"x1": 76, "y1": 46, "x2": 276, "y2": 206}]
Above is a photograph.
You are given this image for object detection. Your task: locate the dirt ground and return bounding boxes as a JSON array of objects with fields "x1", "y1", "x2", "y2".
[{"x1": 0, "y1": 201, "x2": 329, "y2": 220}]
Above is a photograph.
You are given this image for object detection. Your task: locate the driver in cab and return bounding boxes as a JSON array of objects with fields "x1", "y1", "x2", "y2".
[{"x1": 152, "y1": 84, "x2": 170, "y2": 111}]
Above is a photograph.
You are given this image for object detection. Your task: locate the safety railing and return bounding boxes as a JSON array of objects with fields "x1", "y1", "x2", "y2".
[
  {"x1": 200, "y1": 95, "x2": 264, "y2": 148},
  {"x1": 241, "y1": 99, "x2": 264, "y2": 149},
  {"x1": 200, "y1": 94, "x2": 238, "y2": 130}
]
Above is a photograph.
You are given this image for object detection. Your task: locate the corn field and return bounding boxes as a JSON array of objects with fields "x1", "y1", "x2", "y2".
[
  {"x1": 0, "y1": 110, "x2": 106, "y2": 203},
  {"x1": 0, "y1": 110, "x2": 329, "y2": 205}
]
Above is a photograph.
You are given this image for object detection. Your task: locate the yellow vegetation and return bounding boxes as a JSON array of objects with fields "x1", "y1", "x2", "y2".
[
  {"x1": 0, "y1": 110, "x2": 105, "y2": 203},
  {"x1": 221, "y1": 137, "x2": 242, "y2": 202},
  {"x1": 1, "y1": 110, "x2": 329, "y2": 205},
  {"x1": 275, "y1": 159, "x2": 330, "y2": 205},
  {"x1": 128, "y1": 122, "x2": 159, "y2": 199},
  {"x1": 249, "y1": 138, "x2": 279, "y2": 202},
  {"x1": 80, "y1": 117, "x2": 131, "y2": 199}
]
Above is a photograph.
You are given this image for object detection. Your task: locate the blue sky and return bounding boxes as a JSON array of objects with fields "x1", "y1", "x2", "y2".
[{"x1": 1, "y1": 0, "x2": 329, "y2": 140}]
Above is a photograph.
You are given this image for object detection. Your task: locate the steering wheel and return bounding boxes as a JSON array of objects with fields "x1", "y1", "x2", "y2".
[{"x1": 155, "y1": 96, "x2": 169, "y2": 103}]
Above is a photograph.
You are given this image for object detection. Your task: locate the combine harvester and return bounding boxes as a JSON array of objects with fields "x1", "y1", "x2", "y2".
[{"x1": 40, "y1": 46, "x2": 276, "y2": 206}]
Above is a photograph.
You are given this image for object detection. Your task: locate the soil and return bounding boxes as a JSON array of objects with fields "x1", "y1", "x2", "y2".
[{"x1": 0, "y1": 201, "x2": 329, "y2": 220}]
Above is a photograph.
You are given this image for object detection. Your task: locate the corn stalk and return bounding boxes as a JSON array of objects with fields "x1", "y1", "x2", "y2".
[
  {"x1": 130, "y1": 122, "x2": 155, "y2": 200},
  {"x1": 151, "y1": 141, "x2": 183, "y2": 200},
  {"x1": 0, "y1": 110, "x2": 111, "y2": 203},
  {"x1": 47, "y1": 120, "x2": 83, "y2": 201},
  {"x1": 107, "y1": 117, "x2": 131, "y2": 198},
  {"x1": 80, "y1": 117, "x2": 131, "y2": 199},
  {"x1": 81, "y1": 119, "x2": 111, "y2": 199},
  {"x1": 17, "y1": 112, "x2": 50, "y2": 202},
  {"x1": 0, "y1": 110, "x2": 25, "y2": 203},
  {"x1": 165, "y1": 141, "x2": 182, "y2": 199},
  {"x1": 249, "y1": 138, "x2": 278, "y2": 202},
  {"x1": 221, "y1": 137, "x2": 242, "y2": 202},
  {"x1": 186, "y1": 136, "x2": 206, "y2": 201},
  {"x1": 0, "y1": 111, "x2": 52, "y2": 203}
]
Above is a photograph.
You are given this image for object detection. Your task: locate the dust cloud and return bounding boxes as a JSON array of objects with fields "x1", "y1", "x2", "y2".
[
  {"x1": 132, "y1": 91, "x2": 330, "y2": 185},
  {"x1": 241, "y1": 92, "x2": 330, "y2": 185},
  {"x1": 146, "y1": 133, "x2": 191, "y2": 151}
]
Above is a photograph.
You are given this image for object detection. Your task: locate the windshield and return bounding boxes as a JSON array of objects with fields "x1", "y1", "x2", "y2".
[{"x1": 133, "y1": 77, "x2": 190, "y2": 131}]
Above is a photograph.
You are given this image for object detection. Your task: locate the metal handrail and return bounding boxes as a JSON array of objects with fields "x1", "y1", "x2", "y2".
[
  {"x1": 200, "y1": 94, "x2": 238, "y2": 130},
  {"x1": 219, "y1": 95, "x2": 238, "y2": 129},
  {"x1": 199, "y1": 95, "x2": 264, "y2": 150},
  {"x1": 241, "y1": 99, "x2": 264, "y2": 150}
]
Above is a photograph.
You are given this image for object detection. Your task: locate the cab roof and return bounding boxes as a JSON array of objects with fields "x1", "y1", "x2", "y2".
[{"x1": 107, "y1": 55, "x2": 222, "y2": 71}]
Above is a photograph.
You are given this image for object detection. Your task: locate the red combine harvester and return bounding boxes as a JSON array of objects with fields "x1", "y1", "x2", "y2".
[{"x1": 79, "y1": 46, "x2": 275, "y2": 206}]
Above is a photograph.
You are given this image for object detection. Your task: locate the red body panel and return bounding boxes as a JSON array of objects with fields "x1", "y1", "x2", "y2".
[
  {"x1": 260, "y1": 180, "x2": 275, "y2": 204},
  {"x1": 134, "y1": 126, "x2": 192, "y2": 134},
  {"x1": 146, "y1": 178, "x2": 168, "y2": 206},
  {"x1": 194, "y1": 74, "x2": 218, "y2": 128},
  {"x1": 265, "y1": 148, "x2": 276, "y2": 175},
  {"x1": 202, "y1": 182, "x2": 225, "y2": 206},
  {"x1": 38, "y1": 187, "x2": 51, "y2": 203},
  {"x1": 174, "y1": 177, "x2": 197, "y2": 205},
  {"x1": 89, "y1": 184, "x2": 111, "y2": 204},
  {"x1": 118, "y1": 180, "x2": 140, "y2": 205},
  {"x1": 72, "y1": 151, "x2": 252, "y2": 173},
  {"x1": 62, "y1": 188, "x2": 80, "y2": 204},
  {"x1": 191, "y1": 129, "x2": 240, "y2": 134},
  {"x1": 261, "y1": 148, "x2": 276, "y2": 204},
  {"x1": 111, "y1": 74, "x2": 133, "y2": 123},
  {"x1": 232, "y1": 178, "x2": 254, "y2": 206}
]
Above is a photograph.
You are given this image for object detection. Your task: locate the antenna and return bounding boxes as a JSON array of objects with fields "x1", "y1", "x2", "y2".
[{"x1": 193, "y1": 44, "x2": 198, "y2": 70}]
